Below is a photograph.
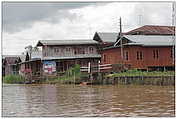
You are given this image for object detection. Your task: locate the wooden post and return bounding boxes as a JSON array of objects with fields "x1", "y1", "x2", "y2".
[
  {"x1": 164, "y1": 67, "x2": 166, "y2": 72},
  {"x1": 74, "y1": 72, "x2": 75, "y2": 84},
  {"x1": 88, "y1": 62, "x2": 91, "y2": 73},
  {"x1": 98, "y1": 60, "x2": 100, "y2": 72}
]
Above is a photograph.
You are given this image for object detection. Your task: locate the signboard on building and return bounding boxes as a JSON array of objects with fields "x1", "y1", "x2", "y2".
[{"x1": 43, "y1": 61, "x2": 56, "y2": 74}]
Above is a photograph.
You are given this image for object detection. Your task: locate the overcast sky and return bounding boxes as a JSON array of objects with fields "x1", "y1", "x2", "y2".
[{"x1": 2, "y1": 2, "x2": 174, "y2": 55}]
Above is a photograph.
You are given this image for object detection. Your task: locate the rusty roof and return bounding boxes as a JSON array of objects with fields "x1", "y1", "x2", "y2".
[{"x1": 125, "y1": 25, "x2": 175, "y2": 35}]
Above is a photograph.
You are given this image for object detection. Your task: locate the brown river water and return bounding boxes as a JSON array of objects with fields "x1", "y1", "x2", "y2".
[{"x1": 2, "y1": 84, "x2": 175, "y2": 117}]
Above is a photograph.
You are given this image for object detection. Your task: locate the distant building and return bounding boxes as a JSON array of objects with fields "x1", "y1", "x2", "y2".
[
  {"x1": 36, "y1": 39, "x2": 101, "y2": 75},
  {"x1": 18, "y1": 50, "x2": 42, "y2": 76},
  {"x1": 2, "y1": 55, "x2": 21, "y2": 76}
]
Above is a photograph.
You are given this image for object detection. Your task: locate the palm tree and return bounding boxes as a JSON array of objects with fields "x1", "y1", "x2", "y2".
[
  {"x1": 25, "y1": 45, "x2": 40, "y2": 60},
  {"x1": 33, "y1": 46, "x2": 39, "y2": 51},
  {"x1": 25, "y1": 45, "x2": 32, "y2": 60}
]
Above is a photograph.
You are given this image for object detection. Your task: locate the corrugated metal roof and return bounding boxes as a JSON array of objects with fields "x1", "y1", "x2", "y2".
[
  {"x1": 124, "y1": 35, "x2": 175, "y2": 46},
  {"x1": 96, "y1": 32, "x2": 118, "y2": 43},
  {"x1": 2, "y1": 55, "x2": 21, "y2": 59},
  {"x1": 3, "y1": 56, "x2": 20, "y2": 64},
  {"x1": 104, "y1": 35, "x2": 175, "y2": 50},
  {"x1": 125, "y1": 25, "x2": 175, "y2": 35},
  {"x1": 37, "y1": 39, "x2": 98, "y2": 46}
]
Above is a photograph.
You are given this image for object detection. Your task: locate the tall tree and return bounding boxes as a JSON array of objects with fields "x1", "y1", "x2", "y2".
[{"x1": 25, "y1": 45, "x2": 32, "y2": 60}]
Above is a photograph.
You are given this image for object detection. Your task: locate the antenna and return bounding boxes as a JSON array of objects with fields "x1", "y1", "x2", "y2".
[
  {"x1": 119, "y1": 17, "x2": 122, "y2": 36},
  {"x1": 138, "y1": 6, "x2": 144, "y2": 26},
  {"x1": 138, "y1": 14, "x2": 142, "y2": 26},
  {"x1": 88, "y1": 23, "x2": 92, "y2": 39}
]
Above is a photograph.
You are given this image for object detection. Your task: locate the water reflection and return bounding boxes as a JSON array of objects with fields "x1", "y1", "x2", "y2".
[{"x1": 2, "y1": 84, "x2": 175, "y2": 117}]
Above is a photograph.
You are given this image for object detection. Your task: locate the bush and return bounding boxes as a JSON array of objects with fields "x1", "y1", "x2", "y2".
[
  {"x1": 106, "y1": 70, "x2": 175, "y2": 78},
  {"x1": 53, "y1": 64, "x2": 81, "y2": 81},
  {"x1": 3, "y1": 75, "x2": 25, "y2": 84}
]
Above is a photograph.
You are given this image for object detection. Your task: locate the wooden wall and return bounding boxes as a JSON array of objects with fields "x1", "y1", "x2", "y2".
[
  {"x1": 42, "y1": 45, "x2": 99, "y2": 58},
  {"x1": 101, "y1": 45, "x2": 174, "y2": 70}
]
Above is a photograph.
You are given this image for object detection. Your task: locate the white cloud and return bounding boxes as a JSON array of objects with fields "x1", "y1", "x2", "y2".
[{"x1": 2, "y1": 2, "x2": 173, "y2": 55}]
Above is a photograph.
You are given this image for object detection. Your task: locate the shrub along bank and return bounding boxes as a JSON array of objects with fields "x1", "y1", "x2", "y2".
[
  {"x1": 106, "y1": 69, "x2": 175, "y2": 78},
  {"x1": 3, "y1": 75, "x2": 25, "y2": 84},
  {"x1": 45, "y1": 64, "x2": 89, "y2": 84},
  {"x1": 103, "y1": 69, "x2": 175, "y2": 85}
]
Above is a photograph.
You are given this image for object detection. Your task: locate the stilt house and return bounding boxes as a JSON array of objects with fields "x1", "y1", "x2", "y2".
[{"x1": 36, "y1": 39, "x2": 101, "y2": 75}]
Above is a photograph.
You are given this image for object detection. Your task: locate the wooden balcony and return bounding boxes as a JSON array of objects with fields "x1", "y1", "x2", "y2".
[{"x1": 42, "y1": 54, "x2": 101, "y2": 60}]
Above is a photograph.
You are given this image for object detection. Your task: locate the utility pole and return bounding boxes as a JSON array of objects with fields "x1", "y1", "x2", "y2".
[{"x1": 119, "y1": 17, "x2": 123, "y2": 60}]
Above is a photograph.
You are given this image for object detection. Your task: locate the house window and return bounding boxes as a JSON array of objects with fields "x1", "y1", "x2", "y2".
[
  {"x1": 74, "y1": 49, "x2": 77, "y2": 54},
  {"x1": 81, "y1": 48, "x2": 85, "y2": 54},
  {"x1": 137, "y1": 51, "x2": 139, "y2": 60},
  {"x1": 153, "y1": 49, "x2": 159, "y2": 59},
  {"x1": 124, "y1": 51, "x2": 128, "y2": 60},
  {"x1": 103, "y1": 54, "x2": 106, "y2": 62},
  {"x1": 66, "y1": 47, "x2": 71, "y2": 52},
  {"x1": 83, "y1": 50, "x2": 85, "y2": 54},
  {"x1": 89, "y1": 47, "x2": 94, "y2": 53},
  {"x1": 156, "y1": 50, "x2": 159, "y2": 59},
  {"x1": 54, "y1": 48, "x2": 59, "y2": 53},
  {"x1": 74, "y1": 47, "x2": 85, "y2": 54},
  {"x1": 137, "y1": 51, "x2": 143, "y2": 60},
  {"x1": 170, "y1": 48, "x2": 175, "y2": 58},
  {"x1": 43, "y1": 51, "x2": 47, "y2": 57},
  {"x1": 139, "y1": 51, "x2": 143, "y2": 60},
  {"x1": 153, "y1": 50, "x2": 156, "y2": 59}
]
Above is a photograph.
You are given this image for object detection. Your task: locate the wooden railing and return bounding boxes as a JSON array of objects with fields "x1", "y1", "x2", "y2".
[{"x1": 80, "y1": 63, "x2": 112, "y2": 73}]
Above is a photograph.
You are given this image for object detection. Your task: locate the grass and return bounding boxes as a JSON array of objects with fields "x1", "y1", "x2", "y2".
[
  {"x1": 3, "y1": 74, "x2": 25, "y2": 84},
  {"x1": 45, "y1": 64, "x2": 89, "y2": 84},
  {"x1": 106, "y1": 69, "x2": 175, "y2": 78}
]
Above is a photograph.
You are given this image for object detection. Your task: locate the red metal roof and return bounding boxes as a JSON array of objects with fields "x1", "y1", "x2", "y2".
[{"x1": 125, "y1": 25, "x2": 175, "y2": 35}]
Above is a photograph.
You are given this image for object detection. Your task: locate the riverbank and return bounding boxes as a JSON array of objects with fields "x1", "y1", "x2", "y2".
[
  {"x1": 3, "y1": 75, "x2": 25, "y2": 84},
  {"x1": 3, "y1": 69, "x2": 175, "y2": 86},
  {"x1": 42, "y1": 64, "x2": 89, "y2": 84},
  {"x1": 106, "y1": 70, "x2": 175, "y2": 77},
  {"x1": 100, "y1": 70, "x2": 175, "y2": 86},
  {"x1": 44, "y1": 70, "x2": 175, "y2": 86}
]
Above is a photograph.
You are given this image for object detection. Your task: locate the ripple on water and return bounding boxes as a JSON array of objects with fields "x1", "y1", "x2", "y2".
[{"x1": 2, "y1": 84, "x2": 175, "y2": 117}]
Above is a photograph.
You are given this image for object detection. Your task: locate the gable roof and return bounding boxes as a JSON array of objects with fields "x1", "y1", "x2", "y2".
[
  {"x1": 36, "y1": 39, "x2": 98, "y2": 46},
  {"x1": 123, "y1": 35, "x2": 175, "y2": 46},
  {"x1": 104, "y1": 35, "x2": 175, "y2": 50},
  {"x1": 125, "y1": 25, "x2": 175, "y2": 35},
  {"x1": 3, "y1": 56, "x2": 21, "y2": 65},
  {"x1": 93, "y1": 32, "x2": 118, "y2": 43}
]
